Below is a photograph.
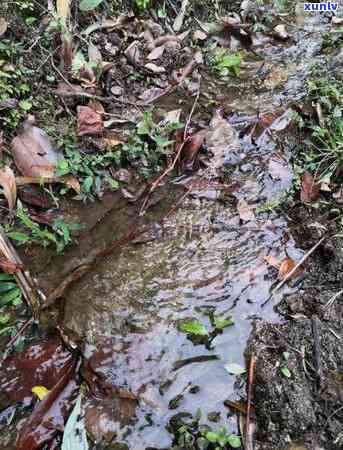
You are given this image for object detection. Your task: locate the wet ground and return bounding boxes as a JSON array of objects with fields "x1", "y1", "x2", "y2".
[{"x1": 0, "y1": 1, "x2": 342, "y2": 449}]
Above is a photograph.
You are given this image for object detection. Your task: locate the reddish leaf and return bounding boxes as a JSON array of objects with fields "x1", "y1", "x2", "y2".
[
  {"x1": 77, "y1": 106, "x2": 104, "y2": 137},
  {"x1": 0, "y1": 256, "x2": 23, "y2": 274},
  {"x1": 278, "y1": 258, "x2": 304, "y2": 281},
  {"x1": 16, "y1": 362, "x2": 78, "y2": 450},
  {"x1": 18, "y1": 186, "x2": 53, "y2": 209},
  {"x1": 300, "y1": 171, "x2": 320, "y2": 203},
  {"x1": 28, "y1": 208, "x2": 58, "y2": 226}
]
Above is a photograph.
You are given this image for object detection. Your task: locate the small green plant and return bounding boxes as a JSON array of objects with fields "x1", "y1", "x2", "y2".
[
  {"x1": 0, "y1": 273, "x2": 22, "y2": 337},
  {"x1": 9, "y1": 207, "x2": 81, "y2": 254},
  {"x1": 201, "y1": 427, "x2": 241, "y2": 449},
  {"x1": 121, "y1": 111, "x2": 182, "y2": 178},
  {"x1": 212, "y1": 50, "x2": 242, "y2": 77},
  {"x1": 135, "y1": 0, "x2": 150, "y2": 10}
]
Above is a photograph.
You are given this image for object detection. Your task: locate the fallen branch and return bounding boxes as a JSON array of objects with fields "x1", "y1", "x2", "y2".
[
  {"x1": 262, "y1": 235, "x2": 327, "y2": 307},
  {"x1": 311, "y1": 315, "x2": 322, "y2": 389},
  {"x1": 49, "y1": 90, "x2": 142, "y2": 107},
  {"x1": 245, "y1": 354, "x2": 256, "y2": 450}
]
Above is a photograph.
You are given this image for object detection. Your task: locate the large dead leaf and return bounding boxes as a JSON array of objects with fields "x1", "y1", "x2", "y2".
[
  {"x1": 181, "y1": 130, "x2": 207, "y2": 171},
  {"x1": 300, "y1": 171, "x2": 320, "y2": 203},
  {"x1": 11, "y1": 119, "x2": 60, "y2": 177},
  {"x1": 77, "y1": 106, "x2": 104, "y2": 136},
  {"x1": 16, "y1": 360, "x2": 78, "y2": 450},
  {"x1": 0, "y1": 166, "x2": 16, "y2": 210}
]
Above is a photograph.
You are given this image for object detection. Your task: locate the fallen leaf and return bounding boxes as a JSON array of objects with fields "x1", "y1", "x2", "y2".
[
  {"x1": 28, "y1": 208, "x2": 58, "y2": 226},
  {"x1": 0, "y1": 17, "x2": 8, "y2": 37},
  {"x1": 88, "y1": 43, "x2": 102, "y2": 65},
  {"x1": 224, "y1": 363, "x2": 246, "y2": 375},
  {"x1": 18, "y1": 186, "x2": 52, "y2": 209},
  {"x1": 278, "y1": 258, "x2": 304, "y2": 281},
  {"x1": 79, "y1": 0, "x2": 104, "y2": 11},
  {"x1": 264, "y1": 255, "x2": 280, "y2": 270},
  {"x1": 104, "y1": 134, "x2": 124, "y2": 148},
  {"x1": 77, "y1": 106, "x2": 104, "y2": 136},
  {"x1": 193, "y1": 30, "x2": 207, "y2": 41},
  {"x1": 83, "y1": 19, "x2": 117, "y2": 35},
  {"x1": 179, "y1": 320, "x2": 208, "y2": 336},
  {"x1": 300, "y1": 171, "x2": 320, "y2": 203},
  {"x1": 56, "y1": 82, "x2": 84, "y2": 94},
  {"x1": 280, "y1": 367, "x2": 291, "y2": 378},
  {"x1": 0, "y1": 257, "x2": 23, "y2": 274},
  {"x1": 124, "y1": 41, "x2": 142, "y2": 66},
  {"x1": 64, "y1": 176, "x2": 81, "y2": 194},
  {"x1": 62, "y1": 396, "x2": 89, "y2": 450},
  {"x1": 181, "y1": 129, "x2": 207, "y2": 171},
  {"x1": 32, "y1": 386, "x2": 50, "y2": 401},
  {"x1": 0, "y1": 339, "x2": 74, "y2": 404},
  {"x1": 147, "y1": 45, "x2": 165, "y2": 61},
  {"x1": 0, "y1": 166, "x2": 16, "y2": 210},
  {"x1": 237, "y1": 199, "x2": 255, "y2": 222},
  {"x1": 16, "y1": 361, "x2": 78, "y2": 450},
  {"x1": 11, "y1": 118, "x2": 60, "y2": 177},
  {"x1": 145, "y1": 63, "x2": 165, "y2": 73},
  {"x1": 273, "y1": 24, "x2": 289, "y2": 40},
  {"x1": 112, "y1": 169, "x2": 131, "y2": 183},
  {"x1": 88, "y1": 100, "x2": 105, "y2": 115}
]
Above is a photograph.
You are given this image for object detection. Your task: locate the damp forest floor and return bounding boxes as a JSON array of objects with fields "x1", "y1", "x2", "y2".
[{"x1": 0, "y1": 1, "x2": 342, "y2": 450}]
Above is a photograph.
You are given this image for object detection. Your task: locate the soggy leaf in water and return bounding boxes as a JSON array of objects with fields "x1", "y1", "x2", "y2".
[
  {"x1": 77, "y1": 106, "x2": 104, "y2": 136},
  {"x1": 16, "y1": 361, "x2": 78, "y2": 450},
  {"x1": 79, "y1": 0, "x2": 104, "y2": 11},
  {"x1": 0, "y1": 166, "x2": 16, "y2": 210},
  {"x1": 227, "y1": 435, "x2": 242, "y2": 448},
  {"x1": 300, "y1": 171, "x2": 320, "y2": 203},
  {"x1": 278, "y1": 258, "x2": 303, "y2": 281},
  {"x1": 179, "y1": 320, "x2": 208, "y2": 336},
  {"x1": 280, "y1": 367, "x2": 291, "y2": 378},
  {"x1": 214, "y1": 316, "x2": 234, "y2": 330},
  {"x1": 62, "y1": 396, "x2": 89, "y2": 450},
  {"x1": 11, "y1": 118, "x2": 60, "y2": 177},
  {"x1": 224, "y1": 363, "x2": 246, "y2": 376},
  {"x1": 32, "y1": 386, "x2": 50, "y2": 401}
]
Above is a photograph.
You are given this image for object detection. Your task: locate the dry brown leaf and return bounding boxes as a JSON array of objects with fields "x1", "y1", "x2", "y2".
[
  {"x1": 64, "y1": 176, "x2": 81, "y2": 194},
  {"x1": 0, "y1": 166, "x2": 16, "y2": 210},
  {"x1": 89, "y1": 100, "x2": 105, "y2": 115},
  {"x1": 0, "y1": 17, "x2": 8, "y2": 37},
  {"x1": 11, "y1": 119, "x2": 59, "y2": 177},
  {"x1": 104, "y1": 134, "x2": 124, "y2": 148},
  {"x1": 181, "y1": 129, "x2": 207, "y2": 171},
  {"x1": 56, "y1": 0, "x2": 70, "y2": 24},
  {"x1": 300, "y1": 171, "x2": 320, "y2": 203},
  {"x1": 278, "y1": 258, "x2": 304, "y2": 280},
  {"x1": 147, "y1": 45, "x2": 165, "y2": 61},
  {"x1": 237, "y1": 199, "x2": 255, "y2": 222},
  {"x1": 77, "y1": 106, "x2": 104, "y2": 137}
]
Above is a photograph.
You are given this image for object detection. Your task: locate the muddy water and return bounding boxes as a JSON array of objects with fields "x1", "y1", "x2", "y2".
[{"x1": 57, "y1": 124, "x2": 302, "y2": 450}]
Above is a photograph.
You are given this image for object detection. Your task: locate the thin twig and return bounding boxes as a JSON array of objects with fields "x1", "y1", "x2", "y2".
[
  {"x1": 0, "y1": 317, "x2": 35, "y2": 364},
  {"x1": 50, "y1": 90, "x2": 143, "y2": 107},
  {"x1": 245, "y1": 354, "x2": 256, "y2": 450},
  {"x1": 311, "y1": 315, "x2": 322, "y2": 389},
  {"x1": 262, "y1": 235, "x2": 327, "y2": 307},
  {"x1": 324, "y1": 288, "x2": 343, "y2": 310}
]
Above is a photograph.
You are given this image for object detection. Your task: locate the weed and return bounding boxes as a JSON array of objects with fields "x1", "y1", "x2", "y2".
[
  {"x1": 135, "y1": 0, "x2": 150, "y2": 11},
  {"x1": 0, "y1": 273, "x2": 22, "y2": 337},
  {"x1": 6, "y1": 206, "x2": 82, "y2": 254},
  {"x1": 120, "y1": 111, "x2": 183, "y2": 178},
  {"x1": 212, "y1": 50, "x2": 242, "y2": 77},
  {"x1": 300, "y1": 75, "x2": 343, "y2": 182}
]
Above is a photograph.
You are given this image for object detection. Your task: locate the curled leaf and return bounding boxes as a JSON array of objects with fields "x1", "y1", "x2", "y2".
[
  {"x1": 32, "y1": 386, "x2": 50, "y2": 401},
  {"x1": 300, "y1": 171, "x2": 320, "y2": 203},
  {"x1": 77, "y1": 106, "x2": 104, "y2": 136}
]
